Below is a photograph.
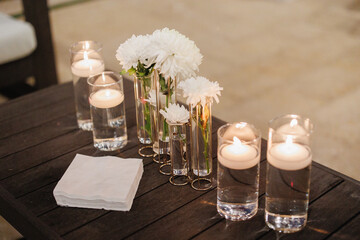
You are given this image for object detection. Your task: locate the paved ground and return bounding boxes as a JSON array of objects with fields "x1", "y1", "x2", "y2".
[{"x1": 1, "y1": 0, "x2": 360, "y2": 239}]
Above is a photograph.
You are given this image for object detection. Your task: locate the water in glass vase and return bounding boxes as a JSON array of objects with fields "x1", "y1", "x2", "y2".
[
  {"x1": 265, "y1": 152, "x2": 311, "y2": 233},
  {"x1": 134, "y1": 75, "x2": 152, "y2": 144},
  {"x1": 72, "y1": 74, "x2": 94, "y2": 130},
  {"x1": 217, "y1": 145, "x2": 260, "y2": 220},
  {"x1": 90, "y1": 89, "x2": 127, "y2": 151}
]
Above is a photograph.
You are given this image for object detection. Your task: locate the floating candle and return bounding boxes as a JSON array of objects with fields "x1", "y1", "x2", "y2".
[
  {"x1": 71, "y1": 51, "x2": 105, "y2": 77},
  {"x1": 218, "y1": 137, "x2": 259, "y2": 170},
  {"x1": 89, "y1": 89, "x2": 124, "y2": 109},
  {"x1": 267, "y1": 136, "x2": 311, "y2": 171}
]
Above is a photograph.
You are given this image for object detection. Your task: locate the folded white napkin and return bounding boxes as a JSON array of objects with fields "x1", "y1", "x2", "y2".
[{"x1": 53, "y1": 154, "x2": 143, "y2": 211}]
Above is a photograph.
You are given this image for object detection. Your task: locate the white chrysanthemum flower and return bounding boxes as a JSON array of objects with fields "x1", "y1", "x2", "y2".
[
  {"x1": 116, "y1": 34, "x2": 154, "y2": 71},
  {"x1": 159, "y1": 103, "x2": 189, "y2": 124},
  {"x1": 178, "y1": 76, "x2": 223, "y2": 106},
  {"x1": 147, "y1": 28, "x2": 203, "y2": 80}
]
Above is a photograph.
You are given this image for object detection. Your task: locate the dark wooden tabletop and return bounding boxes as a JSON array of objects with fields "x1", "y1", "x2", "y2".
[{"x1": 0, "y1": 78, "x2": 359, "y2": 240}]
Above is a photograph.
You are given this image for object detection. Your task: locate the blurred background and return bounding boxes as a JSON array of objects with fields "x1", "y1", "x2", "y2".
[{"x1": 1, "y1": 0, "x2": 360, "y2": 238}]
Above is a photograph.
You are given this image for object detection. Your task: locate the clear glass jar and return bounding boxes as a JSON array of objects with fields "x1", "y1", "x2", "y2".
[
  {"x1": 189, "y1": 98, "x2": 213, "y2": 190},
  {"x1": 168, "y1": 121, "x2": 189, "y2": 186}
]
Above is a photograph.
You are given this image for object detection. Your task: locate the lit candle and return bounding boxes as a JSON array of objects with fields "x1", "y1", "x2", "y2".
[
  {"x1": 218, "y1": 137, "x2": 259, "y2": 170},
  {"x1": 89, "y1": 89, "x2": 124, "y2": 109},
  {"x1": 267, "y1": 136, "x2": 311, "y2": 171},
  {"x1": 71, "y1": 51, "x2": 105, "y2": 77}
]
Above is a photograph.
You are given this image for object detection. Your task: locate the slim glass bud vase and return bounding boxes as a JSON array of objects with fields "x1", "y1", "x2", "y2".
[
  {"x1": 168, "y1": 121, "x2": 189, "y2": 186},
  {"x1": 152, "y1": 70, "x2": 177, "y2": 174},
  {"x1": 190, "y1": 99, "x2": 213, "y2": 190},
  {"x1": 134, "y1": 73, "x2": 154, "y2": 157}
]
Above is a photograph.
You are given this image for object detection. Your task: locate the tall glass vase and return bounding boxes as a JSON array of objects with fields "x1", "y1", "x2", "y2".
[
  {"x1": 168, "y1": 121, "x2": 189, "y2": 186},
  {"x1": 189, "y1": 98, "x2": 213, "y2": 190},
  {"x1": 152, "y1": 70, "x2": 177, "y2": 174},
  {"x1": 134, "y1": 73, "x2": 154, "y2": 157}
]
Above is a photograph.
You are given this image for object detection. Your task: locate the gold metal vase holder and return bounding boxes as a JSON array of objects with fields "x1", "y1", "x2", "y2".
[
  {"x1": 190, "y1": 102, "x2": 213, "y2": 191},
  {"x1": 138, "y1": 145, "x2": 154, "y2": 158}
]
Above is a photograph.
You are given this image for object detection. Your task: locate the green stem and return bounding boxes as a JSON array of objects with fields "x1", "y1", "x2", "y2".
[
  {"x1": 140, "y1": 75, "x2": 152, "y2": 140},
  {"x1": 197, "y1": 104, "x2": 210, "y2": 174}
]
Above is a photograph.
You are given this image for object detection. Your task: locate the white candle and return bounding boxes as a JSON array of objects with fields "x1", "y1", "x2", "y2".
[
  {"x1": 267, "y1": 136, "x2": 311, "y2": 171},
  {"x1": 89, "y1": 89, "x2": 124, "y2": 109},
  {"x1": 218, "y1": 137, "x2": 259, "y2": 170},
  {"x1": 71, "y1": 51, "x2": 105, "y2": 77}
]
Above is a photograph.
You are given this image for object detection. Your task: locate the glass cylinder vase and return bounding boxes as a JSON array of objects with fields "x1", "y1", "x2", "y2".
[
  {"x1": 134, "y1": 73, "x2": 155, "y2": 157},
  {"x1": 189, "y1": 98, "x2": 213, "y2": 190},
  {"x1": 265, "y1": 114, "x2": 313, "y2": 233},
  {"x1": 134, "y1": 74, "x2": 153, "y2": 144},
  {"x1": 217, "y1": 122, "x2": 261, "y2": 221},
  {"x1": 70, "y1": 41, "x2": 105, "y2": 131},
  {"x1": 152, "y1": 70, "x2": 177, "y2": 172},
  {"x1": 168, "y1": 121, "x2": 189, "y2": 186}
]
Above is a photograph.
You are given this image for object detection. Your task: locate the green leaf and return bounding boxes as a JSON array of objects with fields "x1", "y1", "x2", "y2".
[{"x1": 128, "y1": 68, "x2": 136, "y2": 76}]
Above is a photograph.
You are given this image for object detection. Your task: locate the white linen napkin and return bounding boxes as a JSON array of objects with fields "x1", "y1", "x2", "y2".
[{"x1": 53, "y1": 154, "x2": 143, "y2": 211}]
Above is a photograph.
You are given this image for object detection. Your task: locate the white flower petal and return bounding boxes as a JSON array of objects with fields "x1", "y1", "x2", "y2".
[
  {"x1": 116, "y1": 34, "x2": 154, "y2": 71},
  {"x1": 178, "y1": 76, "x2": 223, "y2": 106},
  {"x1": 159, "y1": 103, "x2": 189, "y2": 124},
  {"x1": 146, "y1": 28, "x2": 203, "y2": 80}
]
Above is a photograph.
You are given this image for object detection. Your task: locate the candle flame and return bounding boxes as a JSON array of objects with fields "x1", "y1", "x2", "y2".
[
  {"x1": 233, "y1": 136, "x2": 242, "y2": 146},
  {"x1": 285, "y1": 135, "x2": 293, "y2": 145},
  {"x1": 84, "y1": 51, "x2": 89, "y2": 61},
  {"x1": 290, "y1": 119, "x2": 298, "y2": 128}
]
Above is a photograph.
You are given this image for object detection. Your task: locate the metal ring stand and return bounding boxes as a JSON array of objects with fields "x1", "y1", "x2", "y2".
[
  {"x1": 138, "y1": 145, "x2": 154, "y2": 158},
  {"x1": 169, "y1": 175, "x2": 189, "y2": 186},
  {"x1": 153, "y1": 153, "x2": 171, "y2": 164},
  {"x1": 191, "y1": 177, "x2": 212, "y2": 191},
  {"x1": 152, "y1": 153, "x2": 160, "y2": 164},
  {"x1": 159, "y1": 163, "x2": 171, "y2": 175}
]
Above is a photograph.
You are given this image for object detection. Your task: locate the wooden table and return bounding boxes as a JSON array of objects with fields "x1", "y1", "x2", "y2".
[{"x1": 0, "y1": 79, "x2": 359, "y2": 240}]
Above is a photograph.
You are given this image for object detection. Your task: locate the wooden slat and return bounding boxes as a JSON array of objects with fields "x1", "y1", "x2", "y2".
[
  {"x1": 0, "y1": 114, "x2": 78, "y2": 159},
  {"x1": 125, "y1": 188, "x2": 220, "y2": 240},
  {"x1": 0, "y1": 130, "x2": 93, "y2": 180},
  {"x1": 327, "y1": 214, "x2": 360, "y2": 240},
  {"x1": 0, "y1": 83, "x2": 73, "y2": 121},
  {"x1": 0, "y1": 97, "x2": 75, "y2": 139}
]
